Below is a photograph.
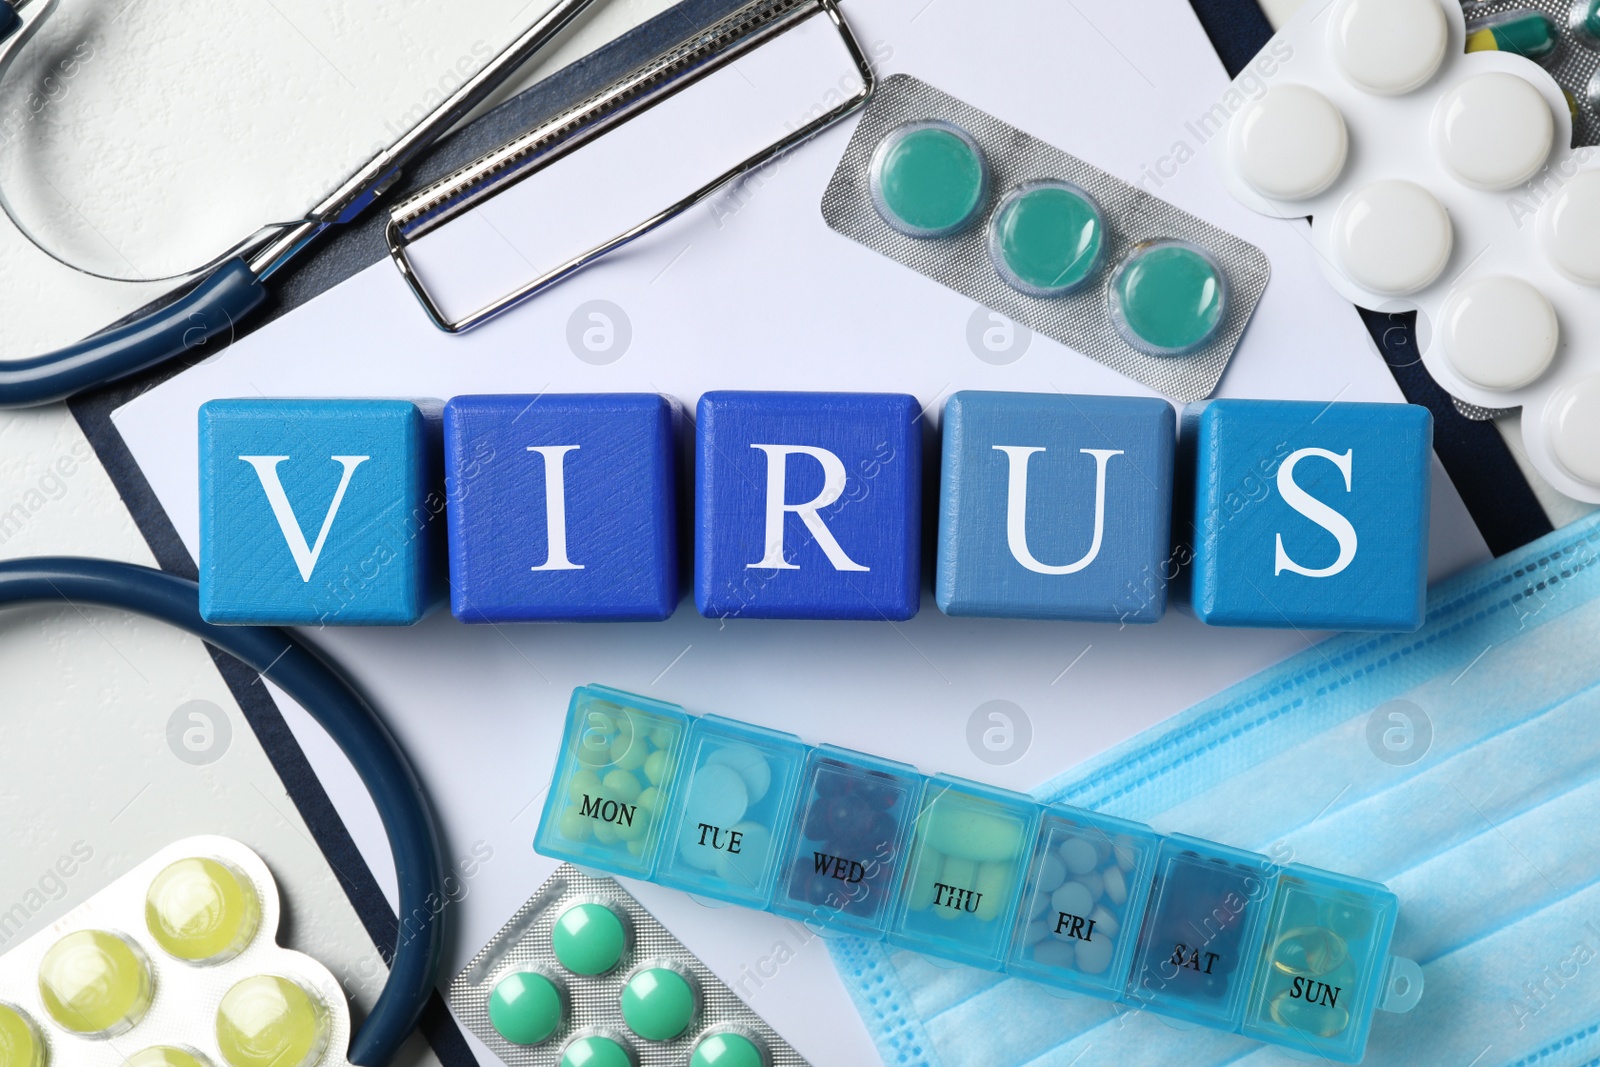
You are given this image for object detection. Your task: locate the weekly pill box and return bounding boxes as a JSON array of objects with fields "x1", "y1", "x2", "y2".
[
  {"x1": 0, "y1": 836, "x2": 352, "y2": 1067},
  {"x1": 536, "y1": 686, "x2": 1424, "y2": 1063}
]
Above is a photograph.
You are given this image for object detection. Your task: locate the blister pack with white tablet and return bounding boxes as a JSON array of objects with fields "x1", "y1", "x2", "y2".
[
  {"x1": 0, "y1": 836, "x2": 351, "y2": 1067},
  {"x1": 1460, "y1": 0, "x2": 1600, "y2": 144},
  {"x1": 448, "y1": 864, "x2": 804, "y2": 1067},
  {"x1": 821, "y1": 74, "x2": 1272, "y2": 404},
  {"x1": 1213, "y1": 0, "x2": 1600, "y2": 503}
]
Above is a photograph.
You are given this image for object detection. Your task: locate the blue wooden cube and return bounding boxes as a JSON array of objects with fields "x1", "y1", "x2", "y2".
[
  {"x1": 198, "y1": 399, "x2": 444, "y2": 625},
  {"x1": 696, "y1": 391, "x2": 922, "y2": 620},
  {"x1": 936, "y1": 391, "x2": 1175, "y2": 623},
  {"x1": 443, "y1": 393, "x2": 680, "y2": 622},
  {"x1": 1185, "y1": 400, "x2": 1432, "y2": 632}
]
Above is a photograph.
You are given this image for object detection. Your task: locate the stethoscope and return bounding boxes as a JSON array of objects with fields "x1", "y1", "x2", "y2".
[{"x1": 0, "y1": 0, "x2": 600, "y2": 409}]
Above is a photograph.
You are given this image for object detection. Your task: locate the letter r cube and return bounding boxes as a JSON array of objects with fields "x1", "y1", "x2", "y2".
[
  {"x1": 696, "y1": 391, "x2": 922, "y2": 620},
  {"x1": 198, "y1": 399, "x2": 444, "y2": 626},
  {"x1": 1184, "y1": 400, "x2": 1433, "y2": 632}
]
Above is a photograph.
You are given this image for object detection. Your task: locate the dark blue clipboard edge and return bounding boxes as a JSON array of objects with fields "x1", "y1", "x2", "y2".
[{"x1": 58, "y1": 2, "x2": 1553, "y2": 1065}]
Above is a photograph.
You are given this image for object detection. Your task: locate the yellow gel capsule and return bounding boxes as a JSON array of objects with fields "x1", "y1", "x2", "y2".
[
  {"x1": 146, "y1": 858, "x2": 262, "y2": 964},
  {"x1": 0, "y1": 1003, "x2": 47, "y2": 1067},
  {"x1": 215, "y1": 976, "x2": 330, "y2": 1067},
  {"x1": 124, "y1": 1047, "x2": 211, "y2": 1067},
  {"x1": 38, "y1": 930, "x2": 154, "y2": 1038}
]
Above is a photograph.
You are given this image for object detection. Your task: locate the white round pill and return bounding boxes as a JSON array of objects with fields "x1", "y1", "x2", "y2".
[
  {"x1": 1075, "y1": 933, "x2": 1115, "y2": 974},
  {"x1": 1058, "y1": 838, "x2": 1098, "y2": 876},
  {"x1": 1439, "y1": 277, "x2": 1559, "y2": 391},
  {"x1": 1050, "y1": 881, "x2": 1095, "y2": 922},
  {"x1": 1330, "y1": 180, "x2": 1453, "y2": 296},
  {"x1": 1434, "y1": 73, "x2": 1554, "y2": 191},
  {"x1": 1330, "y1": 0, "x2": 1449, "y2": 96},
  {"x1": 1543, "y1": 171, "x2": 1600, "y2": 286},
  {"x1": 1230, "y1": 85, "x2": 1349, "y2": 200},
  {"x1": 1546, "y1": 376, "x2": 1600, "y2": 486}
]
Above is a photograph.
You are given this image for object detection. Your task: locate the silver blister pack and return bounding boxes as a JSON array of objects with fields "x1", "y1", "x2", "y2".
[
  {"x1": 448, "y1": 864, "x2": 807, "y2": 1066},
  {"x1": 1462, "y1": 0, "x2": 1600, "y2": 144},
  {"x1": 821, "y1": 74, "x2": 1271, "y2": 404}
]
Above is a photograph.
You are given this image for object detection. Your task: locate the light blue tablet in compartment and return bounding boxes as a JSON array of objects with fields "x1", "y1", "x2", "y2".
[
  {"x1": 655, "y1": 715, "x2": 807, "y2": 908},
  {"x1": 769, "y1": 746, "x2": 924, "y2": 939},
  {"x1": 1007, "y1": 805, "x2": 1158, "y2": 996},
  {"x1": 535, "y1": 685, "x2": 690, "y2": 878},
  {"x1": 1242, "y1": 865, "x2": 1409, "y2": 1064},
  {"x1": 1125, "y1": 834, "x2": 1277, "y2": 1029},
  {"x1": 888, "y1": 775, "x2": 1038, "y2": 970}
]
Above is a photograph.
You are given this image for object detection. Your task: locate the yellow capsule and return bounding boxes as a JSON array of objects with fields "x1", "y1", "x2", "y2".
[
  {"x1": 215, "y1": 976, "x2": 330, "y2": 1067},
  {"x1": 37, "y1": 930, "x2": 154, "y2": 1038},
  {"x1": 1271, "y1": 926, "x2": 1349, "y2": 977},
  {"x1": 0, "y1": 1003, "x2": 47, "y2": 1067},
  {"x1": 146, "y1": 858, "x2": 261, "y2": 965}
]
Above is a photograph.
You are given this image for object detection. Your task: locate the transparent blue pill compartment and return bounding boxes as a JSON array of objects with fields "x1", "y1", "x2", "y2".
[
  {"x1": 535, "y1": 684, "x2": 691, "y2": 878},
  {"x1": 1007, "y1": 805, "x2": 1160, "y2": 996},
  {"x1": 655, "y1": 714, "x2": 807, "y2": 908},
  {"x1": 887, "y1": 774, "x2": 1039, "y2": 970},
  {"x1": 769, "y1": 745, "x2": 925, "y2": 939}
]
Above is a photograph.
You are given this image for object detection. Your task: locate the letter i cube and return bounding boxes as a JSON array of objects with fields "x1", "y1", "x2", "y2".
[
  {"x1": 936, "y1": 391, "x2": 1176, "y2": 622},
  {"x1": 1184, "y1": 400, "x2": 1433, "y2": 632},
  {"x1": 695, "y1": 391, "x2": 922, "y2": 621},
  {"x1": 443, "y1": 394, "x2": 681, "y2": 622},
  {"x1": 198, "y1": 399, "x2": 444, "y2": 625}
]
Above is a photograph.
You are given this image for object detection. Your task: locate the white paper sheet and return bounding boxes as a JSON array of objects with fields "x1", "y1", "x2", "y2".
[{"x1": 111, "y1": 1, "x2": 1491, "y2": 1063}]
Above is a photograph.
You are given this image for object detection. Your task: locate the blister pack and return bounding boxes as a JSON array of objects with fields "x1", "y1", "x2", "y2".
[
  {"x1": 0, "y1": 836, "x2": 352, "y2": 1067},
  {"x1": 1461, "y1": 0, "x2": 1600, "y2": 143},
  {"x1": 821, "y1": 74, "x2": 1271, "y2": 404},
  {"x1": 448, "y1": 864, "x2": 804, "y2": 1067}
]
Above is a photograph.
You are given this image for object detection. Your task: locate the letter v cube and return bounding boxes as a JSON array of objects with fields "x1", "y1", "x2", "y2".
[
  {"x1": 198, "y1": 399, "x2": 444, "y2": 625},
  {"x1": 936, "y1": 391, "x2": 1175, "y2": 622},
  {"x1": 443, "y1": 393, "x2": 681, "y2": 622},
  {"x1": 696, "y1": 392, "x2": 922, "y2": 620},
  {"x1": 1184, "y1": 400, "x2": 1433, "y2": 632}
]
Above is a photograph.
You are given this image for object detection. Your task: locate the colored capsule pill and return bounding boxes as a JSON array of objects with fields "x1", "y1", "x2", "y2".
[
  {"x1": 487, "y1": 972, "x2": 564, "y2": 1045},
  {"x1": 1575, "y1": 0, "x2": 1600, "y2": 43},
  {"x1": 1467, "y1": 11, "x2": 1561, "y2": 64},
  {"x1": 619, "y1": 967, "x2": 695, "y2": 1041},
  {"x1": 37, "y1": 930, "x2": 153, "y2": 1038},
  {"x1": 146, "y1": 857, "x2": 262, "y2": 964},
  {"x1": 690, "y1": 1032, "x2": 764, "y2": 1067},
  {"x1": 214, "y1": 975, "x2": 330, "y2": 1067},
  {"x1": 552, "y1": 903, "x2": 627, "y2": 976},
  {"x1": 1108, "y1": 241, "x2": 1228, "y2": 356},
  {"x1": 560, "y1": 1035, "x2": 632, "y2": 1067},
  {"x1": 124, "y1": 1048, "x2": 211, "y2": 1067},
  {"x1": 988, "y1": 181, "x2": 1106, "y2": 296},
  {"x1": 0, "y1": 1004, "x2": 46, "y2": 1067},
  {"x1": 870, "y1": 121, "x2": 989, "y2": 238}
]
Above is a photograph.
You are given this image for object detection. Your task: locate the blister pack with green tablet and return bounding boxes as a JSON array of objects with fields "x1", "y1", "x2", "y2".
[
  {"x1": 821, "y1": 74, "x2": 1272, "y2": 403},
  {"x1": 448, "y1": 864, "x2": 803, "y2": 1067},
  {"x1": 0, "y1": 837, "x2": 351, "y2": 1067}
]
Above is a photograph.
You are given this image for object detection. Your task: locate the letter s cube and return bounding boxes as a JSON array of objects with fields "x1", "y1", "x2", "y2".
[
  {"x1": 198, "y1": 398, "x2": 444, "y2": 626},
  {"x1": 1184, "y1": 400, "x2": 1433, "y2": 632},
  {"x1": 695, "y1": 392, "x2": 922, "y2": 620}
]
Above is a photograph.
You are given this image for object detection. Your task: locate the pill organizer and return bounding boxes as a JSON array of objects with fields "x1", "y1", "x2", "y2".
[
  {"x1": 1212, "y1": 0, "x2": 1600, "y2": 503},
  {"x1": 535, "y1": 686, "x2": 1425, "y2": 1063},
  {"x1": 0, "y1": 836, "x2": 352, "y2": 1067},
  {"x1": 448, "y1": 863, "x2": 804, "y2": 1067}
]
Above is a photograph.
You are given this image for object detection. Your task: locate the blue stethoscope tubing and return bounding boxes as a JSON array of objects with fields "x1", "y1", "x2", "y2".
[{"x1": 0, "y1": 556, "x2": 441, "y2": 1067}]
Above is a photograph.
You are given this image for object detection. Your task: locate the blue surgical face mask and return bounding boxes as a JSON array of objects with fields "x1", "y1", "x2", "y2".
[{"x1": 830, "y1": 511, "x2": 1600, "y2": 1067}]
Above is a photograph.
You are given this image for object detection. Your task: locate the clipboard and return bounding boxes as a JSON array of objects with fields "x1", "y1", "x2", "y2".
[{"x1": 55, "y1": 1, "x2": 1550, "y2": 1064}]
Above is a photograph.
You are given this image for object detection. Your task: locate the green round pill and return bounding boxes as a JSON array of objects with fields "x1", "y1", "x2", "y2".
[
  {"x1": 619, "y1": 967, "x2": 695, "y2": 1042},
  {"x1": 1109, "y1": 240, "x2": 1228, "y2": 356},
  {"x1": 989, "y1": 181, "x2": 1105, "y2": 296},
  {"x1": 870, "y1": 122, "x2": 988, "y2": 238},
  {"x1": 691, "y1": 1032, "x2": 764, "y2": 1067},
  {"x1": 488, "y1": 972, "x2": 563, "y2": 1046},
  {"x1": 560, "y1": 1035, "x2": 632, "y2": 1067},
  {"x1": 552, "y1": 903, "x2": 626, "y2": 976}
]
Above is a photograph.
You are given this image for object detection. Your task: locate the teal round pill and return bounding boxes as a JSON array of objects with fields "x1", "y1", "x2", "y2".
[
  {"x1": 989, "y1": 181, "x2": 1105, "y2": 296},
  {"x1": 487, "y1": 972, "x2": 563, "y2": 1045},
  {"x1": 552, "y1": 903, "x2": 627, "y2": 976},
  {"x1": 619, "y1": 967, "x2": 696, "y2": 1041},
  {"x1": 1109, "y1": 240, "x2": 1228, "y2": 356},
  {"x1": 870, "y1": 122, "x2": 988, "y2": 238},
  {"x1": 560, "y1": 1035, "x2": 632, "y2": 1067},
  {"x1": 691, "y1": 1032, "x2": 765, "y2": 1067}
]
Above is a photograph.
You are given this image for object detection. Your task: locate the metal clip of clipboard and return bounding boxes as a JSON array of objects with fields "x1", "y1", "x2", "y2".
[{"x1": 385, "y1": 0, "x2": 874, "y2": 333}]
